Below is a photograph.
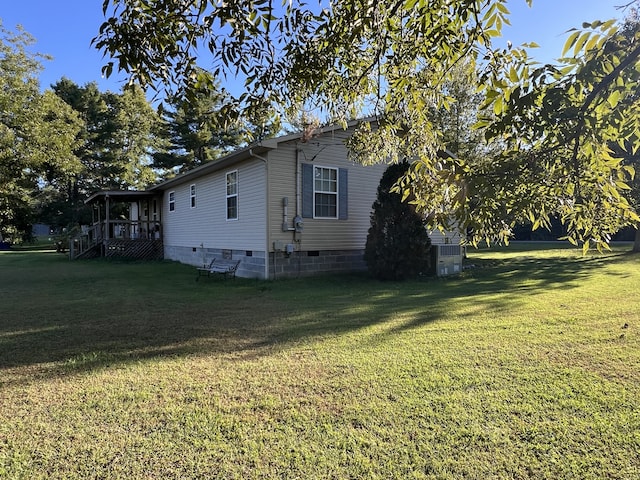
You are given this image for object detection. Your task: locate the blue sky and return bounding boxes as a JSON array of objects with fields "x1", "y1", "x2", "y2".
[{"x1": 0, "y1": 0, "x2": 628, "y2": 95}]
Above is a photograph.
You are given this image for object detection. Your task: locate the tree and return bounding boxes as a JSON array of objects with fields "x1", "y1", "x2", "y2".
[
  {"x1": 53, "y1": 79, "x2": 162, "y2": 192},
  {"x1": 468, "y1": 5, "x2": 640, "y2": 252},
  {"x1": 0, "y1": 24, "x2": 82, "y2": 241},
  {"x1": 430, "y1": 58, "x2": 488, "y2": 161},
  {"x1": 52, "y1": 79, "x2": 108, "y2": 224},
  {"x1": 154, "y1": 82, "x2": 244, "y2": 175},
  {"x1": 94, "y1": 0, "x2": 640, "y2": 249},
  {"x1": 101, "y1": 86, "x2": 162, "y2": 189},
  {"x1": 616, "y1": 8, "x2": 640, "y2": 252},
  {"x1": 365, "y1": 161, "x2": 432, "y2": 280},
  {"x1": 154, "y1": 76, "x2": 283, "y2": 176}
]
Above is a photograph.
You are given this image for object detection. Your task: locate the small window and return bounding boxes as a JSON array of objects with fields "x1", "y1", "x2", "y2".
[
  {"x1": 168, "y1": 191, "x2": 175, "y2": 212},
  {"x1": 314, "y1": 166, "x2": 338, "y2": 218},
  {"x1": 226, "y1": 171, "x2": 238, "y2": 220},
  {"x1": 190, "y1": 184, "x2": 196, "y2": 208}
]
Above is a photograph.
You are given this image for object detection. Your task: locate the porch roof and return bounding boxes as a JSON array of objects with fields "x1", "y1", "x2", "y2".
[{"x1": 84, "y1": 190, "x2": 157, "y2": 204}]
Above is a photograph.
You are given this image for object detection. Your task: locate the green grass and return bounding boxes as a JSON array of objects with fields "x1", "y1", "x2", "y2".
[{"x1": 1, "y1": 244, "x2": 639, "y2": 479}]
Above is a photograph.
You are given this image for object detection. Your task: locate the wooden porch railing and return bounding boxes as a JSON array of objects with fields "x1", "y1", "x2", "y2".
[{"x1": 70, "y1": 220, "x2": 163, "y2": 260}]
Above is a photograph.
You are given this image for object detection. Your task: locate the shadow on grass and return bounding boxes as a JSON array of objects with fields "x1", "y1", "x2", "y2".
[{"x1": 0, "y1": 247, "x2": 635, "y2": 385}]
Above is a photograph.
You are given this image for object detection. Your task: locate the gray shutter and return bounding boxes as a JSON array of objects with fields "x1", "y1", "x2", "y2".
[
  {"x1": 302, "y1": 163, "x2": 314, "y2": 218},
  {"x1": 339, "y1": 168, "x2": 348, "y2": 220}
]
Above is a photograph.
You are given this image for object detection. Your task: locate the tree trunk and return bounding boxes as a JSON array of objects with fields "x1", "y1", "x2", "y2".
[{"x1": 633, "y1": 228, "x2": 640, "y2": 253}]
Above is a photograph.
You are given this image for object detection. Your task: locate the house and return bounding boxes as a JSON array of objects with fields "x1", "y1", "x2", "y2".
[
  {"x1": 32, "y1": 223, "x2": 51, "y2": 238},
  {"x1": 153, "y1": 120, "x2": 393, "y2": 279},
  {"x1": 77, "y1": 119, "x2": 464, "y2": 278}
]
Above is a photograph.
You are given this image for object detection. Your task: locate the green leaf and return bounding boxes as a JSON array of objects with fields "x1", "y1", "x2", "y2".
[
  {"x1": 562, "y1": 31, "x2": 580, "y2": 57},
  {"x1": 509, "y1": 66, "x2": 519, "y2": 82},
  {"x1": 496, "y1": 2, "x2": 510, "y2": 14},
  {"x1": 573, "y1": 31, "x2": 591, "y2": 56},
  {"x1": 493, "y1": 95, "x2": 503, "y2": 116},
  {"x1": 608, "y1": 90, "x2": 621, "y2": 108}
]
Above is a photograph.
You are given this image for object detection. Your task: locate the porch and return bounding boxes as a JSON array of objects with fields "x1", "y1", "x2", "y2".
[{"x1": 71, "y1": 191, "x2": 164, "y2": 261}]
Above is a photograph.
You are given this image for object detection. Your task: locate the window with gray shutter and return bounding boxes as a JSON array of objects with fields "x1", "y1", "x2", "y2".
[{"x1": 301, "y1": 163, "x2": 348, "y2": 219}]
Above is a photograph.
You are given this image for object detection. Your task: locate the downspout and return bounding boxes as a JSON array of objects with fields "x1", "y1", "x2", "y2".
[
  {"x1": 295, "y1": 145, "x2": 302, "y2": 277},
  {"x1": 296, "y1": 145, "x2": 301, "y2": 217},
  {"x1": 249, "y1": 149, "x2": 269, "y2": 280}
]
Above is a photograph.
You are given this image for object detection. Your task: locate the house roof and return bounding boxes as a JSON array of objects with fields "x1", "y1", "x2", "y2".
[
  {"x1": 149, "y1": 117, "x2": 377, "y2": 192},
  {"x1": 149, "y1": 143, "x2": 272, "y2": 192}
]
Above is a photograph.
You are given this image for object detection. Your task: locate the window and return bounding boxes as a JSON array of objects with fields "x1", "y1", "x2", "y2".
[
  {"x1": 168, "y1": 191, "x2": 175, "y2": 212},
  {"x1": 302, "y1": 163, "x2": 348, "y2": 220},
  {"x1": 226, "y1": 170, "x2": 238, "y2": 220},
  {"x1": 190, "y1": 184, "x2": 196, "y2": 208},
  {"x1": 314, "y1": 166, "x2": 338, "y2": 218}
]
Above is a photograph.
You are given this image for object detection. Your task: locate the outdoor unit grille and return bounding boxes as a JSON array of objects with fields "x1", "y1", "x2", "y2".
[{"x1": 439, "y1": 244, "x2": 462, "y2": 257}]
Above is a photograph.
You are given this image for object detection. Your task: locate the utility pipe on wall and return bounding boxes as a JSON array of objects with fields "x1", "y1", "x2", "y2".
[{"x1": 296, "y1": 146, "x2": 302, "y2": 217}]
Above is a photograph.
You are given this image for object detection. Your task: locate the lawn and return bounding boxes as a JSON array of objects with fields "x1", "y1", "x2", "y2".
[{"x1": 0, "y1": 244, "x2": 639, "y2": 479}]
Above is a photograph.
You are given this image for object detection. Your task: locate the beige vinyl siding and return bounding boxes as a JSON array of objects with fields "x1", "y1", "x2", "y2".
[
  {"x1": 267, "y1": 128, "x2": 386, "y2": 252},
  {"x1": 428, "y1": 224, "x2": 463, "y2": 245},
  {"x1": 163, "y1": 158, "x2": 267, "y2": 251},
  {"x1": 267, "y1": 142, "x2": 298, "y2": 249}
]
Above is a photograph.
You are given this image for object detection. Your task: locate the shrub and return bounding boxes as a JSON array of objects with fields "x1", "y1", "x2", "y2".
[{"x1": 364, "y1": 161, "x2": 432, "y2": 280}]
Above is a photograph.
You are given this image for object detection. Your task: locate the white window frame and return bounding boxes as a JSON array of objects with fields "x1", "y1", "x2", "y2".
[
  {"x1": 226, "y1": 170, "x2": 238, "y2": 220},
  {"x1": 190, "y1": 184, "x2": 196, "y2": 209},
  {"x1": 168, "y1": 191, "x2": 175, "y2": 212},
  {"x1": 313, "y1": 165, "x2": 338, "y2": 219}
]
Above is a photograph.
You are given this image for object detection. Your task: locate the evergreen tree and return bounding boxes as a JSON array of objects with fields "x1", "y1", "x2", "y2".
[
  {"x1": 365, "y1": 162, "x2": 432, "y2": 281},
  {"x1": 155, "y1": 83, "x2": 244, "y2": 175}
]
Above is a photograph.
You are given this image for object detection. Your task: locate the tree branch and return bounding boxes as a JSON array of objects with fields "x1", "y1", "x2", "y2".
[{"x1": 570, "y1": 39, "x2": 640, "y2": 199}]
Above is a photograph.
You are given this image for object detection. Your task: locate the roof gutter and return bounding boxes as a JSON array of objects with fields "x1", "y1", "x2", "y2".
[{"x1": 150, "y1": 144, "x2": 273, "y2": 192}]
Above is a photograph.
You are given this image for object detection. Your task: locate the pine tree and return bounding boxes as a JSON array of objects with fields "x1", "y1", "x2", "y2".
[{"x1": 364, "y1": 162, "x2": 432, "y2": 280}]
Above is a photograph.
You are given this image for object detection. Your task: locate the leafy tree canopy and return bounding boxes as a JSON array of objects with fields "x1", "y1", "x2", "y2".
[
  {"x1": 95, "y1": 0, "x2": 640, "y2": 249},
  {"x1": 0, "y1": 24, "x2": 82, "y2": 240},
  {"x1": 53, "y1": 79, "x2": 162, "y2": 193}
]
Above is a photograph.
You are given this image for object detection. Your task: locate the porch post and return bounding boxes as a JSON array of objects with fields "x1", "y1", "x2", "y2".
[{"x1": 105, "y1": 195, "x2": 110, "y2": 242}]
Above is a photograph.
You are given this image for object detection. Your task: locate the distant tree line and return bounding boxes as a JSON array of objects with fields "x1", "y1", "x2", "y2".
[
  {"x1": 3, "y1": 5, "x2": 640, "y2": 252},
  {"x1": 0, "y1": 23, "x2": 278, "y2": 241}
]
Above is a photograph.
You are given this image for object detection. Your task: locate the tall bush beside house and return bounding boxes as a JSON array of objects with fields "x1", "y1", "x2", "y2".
[{"x1": 365, "y1": 162, "x2": 432, "y2": 280}]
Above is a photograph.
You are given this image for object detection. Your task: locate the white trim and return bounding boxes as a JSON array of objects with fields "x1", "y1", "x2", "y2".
[
  {"x1": 168, "y1": 191, "x2": 176, "y2": 212},
  {"x1": 190, "y1": 184, "x2": 196, "y2": 209},
  {"x1": 226, "y1": 170, "x2": 238, "y2": 221},
  {"x1": 313, "y1": 165, "x2": 338, "y2": 219}
]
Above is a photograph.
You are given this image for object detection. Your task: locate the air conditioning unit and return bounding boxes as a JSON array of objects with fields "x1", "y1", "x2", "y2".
[{"x1": 434, "y1": 244, "x2": 463, "y2": 277}]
